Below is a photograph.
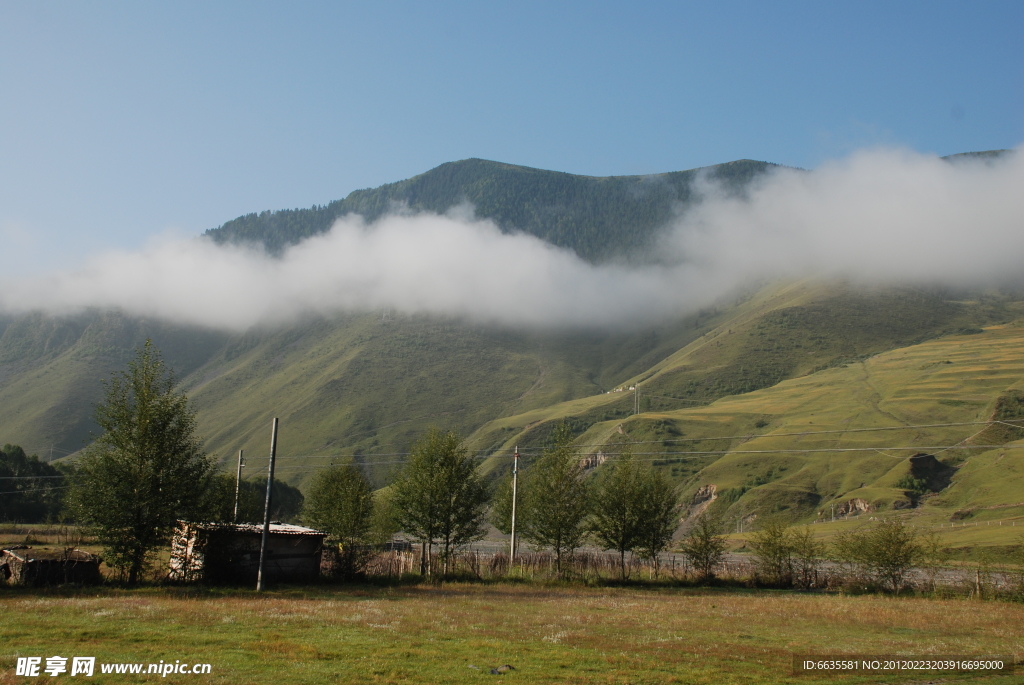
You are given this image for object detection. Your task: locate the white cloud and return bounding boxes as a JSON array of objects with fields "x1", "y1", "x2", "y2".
[{"x1": 1, "y1": 146, "x2": 1021, "y2": 330}]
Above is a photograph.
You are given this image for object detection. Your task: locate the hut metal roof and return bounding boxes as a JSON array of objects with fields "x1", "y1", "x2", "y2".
[{"x1": 179, "y1": 521, "x2": 325, "y2": 536}]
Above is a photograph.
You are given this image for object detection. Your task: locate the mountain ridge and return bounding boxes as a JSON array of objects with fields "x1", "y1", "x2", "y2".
[{"x1": 204, "y1": 157, "x2": 782, "y2": 262}]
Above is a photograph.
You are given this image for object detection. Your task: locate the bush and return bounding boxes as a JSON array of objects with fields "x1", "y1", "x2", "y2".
[
  {"x1": 680, "y1": 513, "x2": 726, "y2": 582},
  {"x1": 790, "y1": 526, "x2": 824, "y2": 589},
  {"x1": 831, "y1": 519, "x2": 921, "y2": 593},
  {"x1": 749, "y1": 520, "x2": 792, "y2": 586}
]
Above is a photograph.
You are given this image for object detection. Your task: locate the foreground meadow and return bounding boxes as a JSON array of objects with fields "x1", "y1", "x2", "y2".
[{"x1": 2, "y1": 584, "x2": 1021, "y2": 684}]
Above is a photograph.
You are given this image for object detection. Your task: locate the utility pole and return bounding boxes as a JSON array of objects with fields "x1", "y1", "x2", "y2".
[
  {"x1": 233, "y1": 450, "x2": 245, "y2": 523},
  {"x1": 509, "y1": 446, "x2": 519, "y2": 562},
  {"x1": 831, "y1": 503, "x2": 835, "y2": 523},
  {"x1": 256, "y1": 418, "x2": 279, "y2": 592},
  {"x1": 634, "y1": 385, "x2": 638, "y2": 415}
]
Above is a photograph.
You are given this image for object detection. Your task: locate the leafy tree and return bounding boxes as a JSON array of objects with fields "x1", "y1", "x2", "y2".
[
  {"x1": 490, "y1": 471, "x2": 514, "y2": 536},
  {"x1": 790, "y1": 525, "x2": 824, "y2": 589},
  {"x1": 591, "y1": 450, "x2": 645, "y2": 580},
  {"x1": 632, "y1": 465, "x2": 679, "y2": 578},
  {"x1": 749, "y1": 519, "x2": 793, "y2": 586},
  {"x1": 830, "y1": 527, "x2": 864, "y2": 576},
  {"x1": 894, "y1": 474, "x2": 929, "y2": 497},
  {"x1": 519, "y1": 423, "x2": 591, "y2": 575},
  {"x1": 70, "y1": 341, "x2": 214, "y2": 584},
  {"x1": 831, "y1": 519, "x2": 921, "y2": 593},
  {"x1": 865, "y1": 519, "x2": 921, "y2": 593},
  {"x1": 392, "y1": 428, "x2": 489, "y2": 575},
  {"x1": 303, "y1": 462, "x2": 375, "y2": 578},
  {"x1": 250, "y1": 478, "x2": 305, "y2": 523},
  {"x1": 680, "y1": 512, "x2": 726, "y2": 582},
  {"x1": 367, "y1": 488, "x2": 401, "y2": 547}
]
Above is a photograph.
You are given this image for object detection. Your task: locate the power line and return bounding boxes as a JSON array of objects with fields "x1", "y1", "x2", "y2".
[
  {"x1": 239, "y1": 442, "x2": 1024, "y2": 472},
  {"x1": 0, "y1": 475, "x2": 73, "y2": 480},
  {"x1": 0, "y1": 485, "x2": 75, "y2": 496},
  {"x1": 234, "y1": 418, "x2": 1024, "y2": 465}
]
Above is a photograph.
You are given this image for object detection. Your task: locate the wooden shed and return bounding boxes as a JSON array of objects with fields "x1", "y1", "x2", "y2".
[
  {"x1": 168, "y1": 521, "x2": 324, "y2": 584},
  {"x1": 0, "y1": 546, "x2": 102, "y2": 586}
]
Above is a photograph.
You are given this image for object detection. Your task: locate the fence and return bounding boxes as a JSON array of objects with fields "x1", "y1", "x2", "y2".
[
  {"x1": 351, "y1": 547, "x2": 1024, "y2": 599},
  {"x1": 356, "y1": 548, "x2": 760, "y2": 583}
]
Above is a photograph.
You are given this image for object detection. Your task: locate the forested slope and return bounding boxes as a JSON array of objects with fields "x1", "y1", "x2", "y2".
[{"x1": 204, "y1": 158, "x2": 780, "y2": 262}]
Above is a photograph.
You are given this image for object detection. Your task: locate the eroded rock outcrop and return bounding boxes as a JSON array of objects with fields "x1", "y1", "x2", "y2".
[
  {"x1": 837, "y1": 498, "x2": 871, "y2": 516},
  {"x1": 687, "y1": 484, "x2": 718, "y2": 519}
]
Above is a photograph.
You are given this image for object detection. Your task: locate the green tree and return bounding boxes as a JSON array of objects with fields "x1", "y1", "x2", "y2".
[
  {"x1": 790, "y1": 525, "x2": 824, "y2": 589},
  {"x1": 367, "y1": 488, "x2": 401, "y2": 547},
  {"x1": 71, "y1": 341, "x2": 214, "y2": 584},
  {"x1": 490, "y1": 471, "x2": 514, "y2": 536},
  {"x1": 831, "y1": 519, "x2": 921, "y2": 593},
  {"x1": 633, "y1": 466, "x2": 679, "y2": 579},
  {"x1": 303, "y1": 462, "x2": 375, "y2": 579},
  {"x1": 749, "y1": 519, "x2": 793, "y2": 586},
  {"x1": 519, "y1": 423, "x2": 591, "y2": 575},
  {"x1": 865, "y1": 519, "x2": 921, "y2": 593},
  {"x1": 591, "y1": 450, "x2": 644, "y2": 580},
  {"x1": 680, "y1": 512, "x2": 727, "y2": 582},
  {"x1": 392, "y1": 428, "x2": 489, "y2": 575},
  {"x1": 202, "y1": 474, "x2": 304, "y2": 524}
]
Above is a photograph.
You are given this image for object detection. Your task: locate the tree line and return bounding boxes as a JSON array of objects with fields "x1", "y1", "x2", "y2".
[
  {"x1": 0, "y1": 444, "x2": 68, "y2": 522},
  {"x1": 306, "y1": 423, "x2": 681, "y2": 581}
]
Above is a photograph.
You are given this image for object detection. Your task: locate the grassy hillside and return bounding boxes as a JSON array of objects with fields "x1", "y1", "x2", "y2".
[
  {"x1": 467, "y1": 281, "x2": 1016, "y2": 456},
  {"x1": 204, "y1": 158, "x2": 780, "y2": 262},
  {"x1": 0, "y1": 311, "x2": 228, "y2": 457},
  {"x1": 0, "y1": 307, "x2": 714, "y2": 483},
  {"x1": 469, "y1": 302, "x2": 1024, "y2": 550},
  {"x1": 177, "y1": 312, "x2": 720, "y2": 487}
]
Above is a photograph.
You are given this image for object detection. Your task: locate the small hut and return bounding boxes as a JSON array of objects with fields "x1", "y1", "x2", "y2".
[
  {"x1": 168, "y1": 521, "x2": 324, "y2": 584},
  {"x1": 0, "y1": 547, "x2": 102, "y2": 586}
]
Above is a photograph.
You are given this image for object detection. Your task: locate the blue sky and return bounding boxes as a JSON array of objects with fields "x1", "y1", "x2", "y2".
[{"x1": 1, "y1": 1, "x2": 1021, "y2": 273}]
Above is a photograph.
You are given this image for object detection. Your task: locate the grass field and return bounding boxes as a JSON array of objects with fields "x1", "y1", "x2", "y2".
[{"x1": 2, "y1": 584, "x2": 1022, "y2": 684}]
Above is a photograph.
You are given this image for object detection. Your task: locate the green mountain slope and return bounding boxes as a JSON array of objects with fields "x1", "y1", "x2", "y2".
[
  {"x1": 0, "y1": 308, "x2": 713, "y2": 483},
  {"x1": 204, "y1": 158, "x2": 780, "y2": 262},
  {"x1": 180, "y1": 312, "x2": 717, "y2": 486},
  {"x1": 465, "y1": 281, "x2": 1016, "y2": 456},
  {"x1": 466, "y1": 286, "x2": 1024, "y2": 548},
  {"x1": 0, "y1": 311, "x2": 228, "y2": 457}
]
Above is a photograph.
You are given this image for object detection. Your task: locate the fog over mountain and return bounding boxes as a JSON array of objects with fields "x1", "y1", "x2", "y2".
[{"x1": 2, "y1": 146, "x2": 1020, "y2": 331}]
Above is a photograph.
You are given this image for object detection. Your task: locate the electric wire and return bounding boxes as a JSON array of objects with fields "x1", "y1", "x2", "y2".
[{"x1": 239, "y1": 418, "x2": 1024, "y2": 465}]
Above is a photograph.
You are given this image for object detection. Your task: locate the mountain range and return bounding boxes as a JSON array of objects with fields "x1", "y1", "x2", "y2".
[{"x1": 2, "y1": 153, "x2": 1022, "y2": 547}]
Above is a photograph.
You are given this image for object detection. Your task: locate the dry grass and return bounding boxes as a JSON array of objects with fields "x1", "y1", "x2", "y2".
[{"x1": 2, "y1": 584, "x2": 1022, "y2": 684}]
